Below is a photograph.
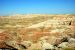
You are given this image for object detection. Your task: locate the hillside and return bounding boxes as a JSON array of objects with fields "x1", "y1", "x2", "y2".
[{"x1": 0, "y1": 14, "x2": 75, "y2": 50}]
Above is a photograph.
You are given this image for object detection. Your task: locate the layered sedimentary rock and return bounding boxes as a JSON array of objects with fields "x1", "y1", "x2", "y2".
[{"x1": 0, "y1": 14, "x2": 75, "y2": 50}]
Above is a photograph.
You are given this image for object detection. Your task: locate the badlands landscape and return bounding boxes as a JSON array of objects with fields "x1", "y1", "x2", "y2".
[{"x1": 0, "y1": 14, "x2": 75, "y2": 50}]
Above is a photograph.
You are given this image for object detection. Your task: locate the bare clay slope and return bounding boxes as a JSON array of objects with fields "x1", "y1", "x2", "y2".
[{"x1": 0, "y1": 14, "x2": 75, "y2": 50}]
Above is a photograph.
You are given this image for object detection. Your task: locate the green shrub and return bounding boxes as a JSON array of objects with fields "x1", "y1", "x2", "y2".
[{"x1": 64, "y1": 47, "x2": 75, "y2": 50}]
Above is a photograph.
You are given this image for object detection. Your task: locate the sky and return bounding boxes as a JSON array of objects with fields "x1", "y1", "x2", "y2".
[{"x1": 0, "y1": 0, "x2": 75, "y2": 16}]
